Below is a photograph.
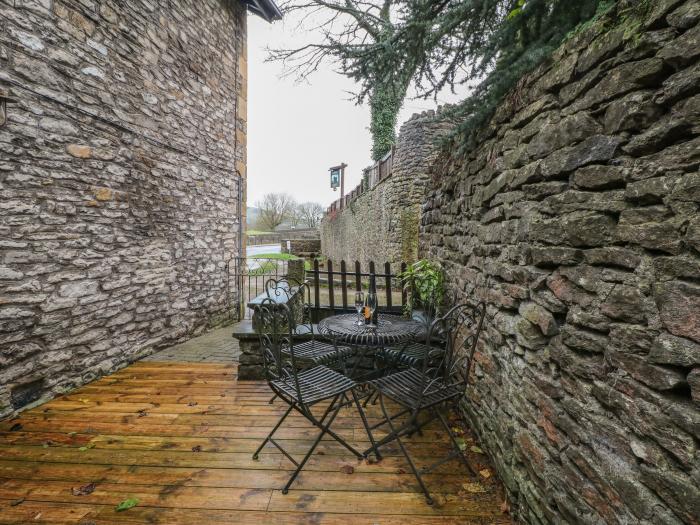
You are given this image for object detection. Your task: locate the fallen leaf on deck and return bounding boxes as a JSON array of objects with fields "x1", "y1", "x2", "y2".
[
  {"x1": 10, "y1": 498, "x2": 24, "y2": 506},
  {"x1": 455, "y1": 437, "x2": 467, "y2": 450},
  {"x1": 340, "y1": 464, "x2": 355, "y2": 474},
  {"x1": 479, "y1": 468, "x2": 491, "y2": 479},
  {"x1": 79, "y1": 398, "x2": 90, "y2": 404},
  {"x1": 191, "y1": 445, "x2": 202, "y2": 452},
  {"x1": 316, "y1": 450, "x2": 325, "y2": 455},
  {"x1": 365, "y1": 456, "x2": 379, "y2": 464},
  {"x1": 397, "y1": 468, "x2": 407, "y2": 474},
  {"x1": 501, "y1": 498, "x2": 510, "y2": 514},
  {"x1": 137, "y1": 409, "x2": 148, "y2": 417},
  {"x1": 115, "y1": 498, "x2": 139, "y2": 512},
  {"x1": 470, "y1": 445, "x2": 484, "y2": 454},
  {"x1": 72, "y1": 482, "x2": 96, "y2": 496},
  {"x1": 188, "y1": 401, "x2": 198, "y2": 407},
  {"x1": 462, "y1": 482, "x2": 487, "y2": 493},
  {"x1": 78, "y1": 443, "x2": 95, "y2": 451},
  {"x1": 10, "y1": 423, "x2": 22, "y2": 432}
]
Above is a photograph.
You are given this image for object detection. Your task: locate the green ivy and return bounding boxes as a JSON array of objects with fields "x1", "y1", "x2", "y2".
[{"x1": 370, "y1": 81, "x2": 408, "y2": 161}]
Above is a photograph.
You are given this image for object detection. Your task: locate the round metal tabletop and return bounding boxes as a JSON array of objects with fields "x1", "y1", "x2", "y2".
[{"x1": 318, "y1": 313, "x2": 424, "y2": 347}]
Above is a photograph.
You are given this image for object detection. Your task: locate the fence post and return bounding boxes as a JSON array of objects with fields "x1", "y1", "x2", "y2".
[
  {"x1": 400, "y1": 261, "x2": 407, "y2": 308},
  {"x1": 384, "y1": 262, "x2": 392, "y2": 309},
  {"x1": 355, "y1": 260, "x2": 361, "y2": 292},
  {"x1": 313, "y1": 258, "x2": 320, "y2": 309},
  {"x1": 340, "y1": 260, "x2": 348, "y2": 310},
  {"x1": 327, "y1": 260, "x2": 335, "y2": 313}
]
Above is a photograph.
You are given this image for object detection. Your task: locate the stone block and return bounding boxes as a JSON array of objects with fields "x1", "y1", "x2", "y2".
[
  {"x1": 562, "y1": 211, "x2": 617, "y2": 248},
  {"x1": 649, "y1": 333, "x2": 700, "y2": 367},
  {"x1": 571, "y1": 165, "x2": 627, "y2": 190},
  {"x1": 526, "y1": 112, "x2": 601, "y2": 159},
  {"x1": 540, "y1": 135, "x2": 622, "y2": 178},
  {"x1": 667, "y1": 1, "x2": 700, "y2": 28},
  {"x1": 530, "y1": 247, "x2": 583, "y2": 267},
  {"x1": 601, "y1": 285, "x2": 648, "y2": 324},
  {"x1": 622, "y1": 115, "x2": 693, "y2": 156},
  {"x1": 57, "y1": 280, "x2": 99, "y2": 298},
  {"x1": 689, "y1": 368, "x2": 700, "y2": 403},
  {"x1": 624, "y1": 175, "x2": 680, "y2": 204},
  {"x1": 550, "y1": 337, "x2": 605, "y2": 379},
  {"x1": 603, "y1": 90, "x2": 664, "y2": 134},
  {"x1": 519, "y1": 301, "x2": 558, "y2": 336},
  {"x1": 561, "y1": 325, "x2": 607, "y2": 354},
  {"x1": 575, "y1": 58, "x2": 666, "y2": 110},
  {"x1": 657, "y1": 23, "x2": 700, "y2": 67},
  {"x1": 654, "y1": 280, "x2": 700, "y2": 343}
]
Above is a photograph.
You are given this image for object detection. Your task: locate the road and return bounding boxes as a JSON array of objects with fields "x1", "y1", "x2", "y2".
[{"x1": 246, "y1": 243, "x2": 281, "y2": 257}]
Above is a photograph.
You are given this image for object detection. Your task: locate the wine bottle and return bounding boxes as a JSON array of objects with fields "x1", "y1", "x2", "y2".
[{"x1": 369, "y1": 274, "x2": 378, "y2": 325}]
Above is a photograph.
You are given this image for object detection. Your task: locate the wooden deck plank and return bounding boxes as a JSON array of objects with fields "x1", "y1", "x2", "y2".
[
  {"x1": 0, "y1": 431, "x2": 453, "y2": 457},
  {"x1": 0, "y1": 500, "x2": 510, "y2": 525},
  {"x1": 0, "y1": 361, "x2": 509, "y2": 524},
  {"x1": 0, "y1": 460, "x2": 472, "y2": 492}
]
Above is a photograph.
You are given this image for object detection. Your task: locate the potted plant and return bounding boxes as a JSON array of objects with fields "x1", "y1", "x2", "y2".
[{"x1": 398, "y1": 260, "x2": 445, "y2": 321}]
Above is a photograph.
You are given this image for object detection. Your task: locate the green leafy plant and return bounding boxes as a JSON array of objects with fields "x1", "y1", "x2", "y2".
[{"x1": 398, "y1": 260, "x2": 445, "y2": 318}]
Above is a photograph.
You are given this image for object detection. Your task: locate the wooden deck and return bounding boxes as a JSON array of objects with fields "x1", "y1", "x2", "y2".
[{"x1": 0, "y1": 362, "x2": 510, "y2": 524}]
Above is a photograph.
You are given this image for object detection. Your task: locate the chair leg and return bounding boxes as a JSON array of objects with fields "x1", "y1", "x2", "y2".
[
  {"x1": 282, "y1": 395, "x2": 344, "y2": 494},
  {"x1": 268, "y1": 393, "x2": 277, "y2": 404},
  {"x1": 378, "y1": 393, "x2": 434, "y2": 505},
  {"x1": 351, "y1": 388, "x2": 381, "y2": 460},
  {"x1": 435, "y1": 407, "x2": 476, "y2": 476},
  {"x1": 252, "y1": 403, "x2": 294, "y2": 460}
]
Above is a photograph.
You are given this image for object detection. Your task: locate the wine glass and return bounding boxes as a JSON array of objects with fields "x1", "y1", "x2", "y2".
[
  {"x1": 366, "y1": 292, "x2": 378, "y2": 328},
  {"x1": 354, "y1": 291, "x2": 365, "y2": 325}
]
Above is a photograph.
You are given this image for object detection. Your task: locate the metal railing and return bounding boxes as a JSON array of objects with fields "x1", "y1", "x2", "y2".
[
  {"x1": 227, "y1": 257, "x2": 407, "y2": 320},
  {"x1": 228, "y1": 256, "x2": 291, "y2": 320},
  {"x1": 307, "y1": 259, "x2": 406, "y2": 313}
]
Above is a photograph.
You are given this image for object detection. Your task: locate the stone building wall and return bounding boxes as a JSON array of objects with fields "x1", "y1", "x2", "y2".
[
  {"x1": 320, "y1": 110, "x2": 453, "y2": 267},
  {"x1": 0, "y1": 0, "x2": 246, "y2": 419},
  {"x1": 421, "y1": 2, "x2": 700, "y2": 523}
]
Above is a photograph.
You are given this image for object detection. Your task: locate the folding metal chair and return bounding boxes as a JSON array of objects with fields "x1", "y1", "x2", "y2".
[
  {"x1": 363, "y1": 302, "x2": 487, "y2": 504},
  {"x1": 266, "y1": 277, "x2": 353, "y2": 369},
  {"x1": 252, "y1": 299, "x2": 378, "y2": 494}
]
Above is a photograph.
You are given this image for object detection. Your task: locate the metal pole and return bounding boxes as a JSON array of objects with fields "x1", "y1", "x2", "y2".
[{"x1": 340, "y1": 164, "x2": 345, "y2": 209}]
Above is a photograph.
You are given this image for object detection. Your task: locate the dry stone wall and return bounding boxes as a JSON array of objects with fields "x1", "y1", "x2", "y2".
[
  {"x1": 0, "y1": 0, "x2": 246, "y2": 418},
  {"x1": 422, "y1": 2, "x2": 700, "y2": 523},
  {"x1": 320, "y1": 110, "x2": 453, "y2": 266}
]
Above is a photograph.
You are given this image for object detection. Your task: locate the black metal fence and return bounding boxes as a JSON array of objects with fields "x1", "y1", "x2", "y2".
[
  {"x1": 307, "y1": 259, "x2": 406, "y2": 313},
  {"x1": 228, "y1": 257, "x2": 407, "y2": 321}
]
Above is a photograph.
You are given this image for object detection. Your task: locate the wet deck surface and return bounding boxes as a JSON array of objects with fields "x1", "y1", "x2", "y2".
[{"x1": 0, "y1": 362, "x2": 510, "y2": 524}]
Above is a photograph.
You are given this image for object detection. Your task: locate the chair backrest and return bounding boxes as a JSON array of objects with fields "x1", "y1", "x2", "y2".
[
  {"x1": 265, "y1": 277, "x2": 315, "y2": 336},
  {"x1": 252, "y1": 298, "x2": 305, "y2": 404},
  {"x1": 416, "y1": 302, "x2": 487, "y2": 402}
]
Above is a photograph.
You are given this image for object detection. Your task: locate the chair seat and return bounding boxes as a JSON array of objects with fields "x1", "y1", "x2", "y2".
[
  {"x1": 379, "y1": 342, "x2": 442, "y2": 368},
  {"x1": 272, "y1": 365, "x2": 356, "y2": 404},
  {"x1": 282, "y1": 340, "x2": 353, "y2": 365},
  {"x1": 370, "y1": 368, "x2": 462, "y2": 409}
]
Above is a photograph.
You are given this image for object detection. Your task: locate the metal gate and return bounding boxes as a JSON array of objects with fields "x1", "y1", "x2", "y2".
[{"x1": 226, "y1": 256, "x2": 292, "y2": 320}]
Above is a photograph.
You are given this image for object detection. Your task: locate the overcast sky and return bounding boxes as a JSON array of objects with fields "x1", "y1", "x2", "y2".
[{"x1": 246, "y1": 14, "x2": 462, "y2": 208}]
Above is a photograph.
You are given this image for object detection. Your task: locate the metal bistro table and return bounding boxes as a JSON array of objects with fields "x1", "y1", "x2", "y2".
[{"x1": 318, "y1": 313, "x2": 424, "y2": 383}]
